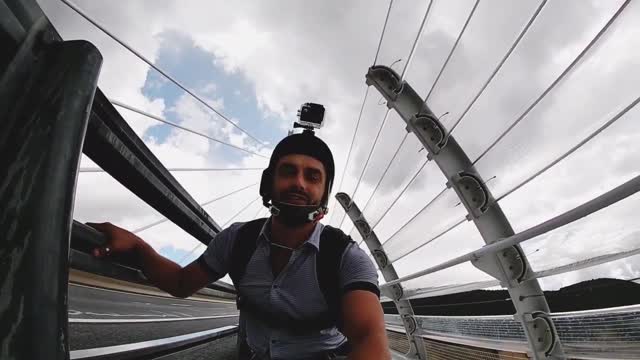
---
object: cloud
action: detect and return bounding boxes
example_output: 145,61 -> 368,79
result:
38,0 -> 640,293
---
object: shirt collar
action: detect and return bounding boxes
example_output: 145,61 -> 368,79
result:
259,217 -> 324,251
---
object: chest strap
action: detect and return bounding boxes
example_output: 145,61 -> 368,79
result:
229,218 -> 353,333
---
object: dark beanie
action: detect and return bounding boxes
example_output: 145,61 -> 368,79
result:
260,132 -> 335,206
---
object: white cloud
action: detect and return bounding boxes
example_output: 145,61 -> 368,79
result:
38,0 -> 640,293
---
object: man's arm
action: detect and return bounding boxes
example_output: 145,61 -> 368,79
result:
88,222 -> 218,298
341,290 -> 390,360
135,241 -> 216,298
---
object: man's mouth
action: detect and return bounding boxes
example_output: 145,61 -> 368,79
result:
282,193 -> 309,204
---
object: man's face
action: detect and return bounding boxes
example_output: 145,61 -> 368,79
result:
272,154 -> 326,206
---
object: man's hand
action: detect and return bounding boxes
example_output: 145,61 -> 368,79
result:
86,222 -> 142,258
85,221 -> 215,298
341,290 -> 390,360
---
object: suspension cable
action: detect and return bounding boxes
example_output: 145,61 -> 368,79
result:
177,196 -> 261,265
338,109 -> 391,228
498,94 -> 640,202
447,0 -> 548,135
353,157 -> 430,245
328,87 -> 370,225
373,0 -> 396,65
380,187 -> 448,247
356,1 -> 632,266
133,182 -> 258,233
361,0 -> 630,265
59,0 -> 270,148
351,1 -> 480,230
379,93 -> 640,264
399,0 -> 435,81
353,0 -> 541,241
337,0 -> 438,229
252,203 -> 266,219
357,133 -> 409,218
111,99 -> 269,159
423,0 -> 480,102
473,0 -> 631,165
390,217 -> 466,265
79,167 -> 263,173
329,0 -> 395,224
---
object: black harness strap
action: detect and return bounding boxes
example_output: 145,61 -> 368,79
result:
229,218 -> 354,333
317,225 -> 354,330
229,218 -> 264,287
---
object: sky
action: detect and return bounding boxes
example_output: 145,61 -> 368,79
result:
38,0 -> 640,292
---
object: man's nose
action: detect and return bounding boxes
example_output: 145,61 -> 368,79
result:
292,172 -> 307,189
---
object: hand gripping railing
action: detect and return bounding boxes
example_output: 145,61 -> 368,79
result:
365,65 -> 567,359
336,193 -> 428,360
70,221 -> 236,295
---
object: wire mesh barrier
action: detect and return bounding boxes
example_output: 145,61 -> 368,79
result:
387,330 -> 529,360
386,305 -> 640,359
387,330 -> 413,355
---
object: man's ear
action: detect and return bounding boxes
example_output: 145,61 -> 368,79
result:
259,168 -> 273,200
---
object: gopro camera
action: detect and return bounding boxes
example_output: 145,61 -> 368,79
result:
294,103 -> 325,134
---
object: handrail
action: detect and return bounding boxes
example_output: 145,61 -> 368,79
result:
383,174 -> 640,288
70,221 -> 236,294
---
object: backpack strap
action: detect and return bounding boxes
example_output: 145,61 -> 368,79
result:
316,225 -> 354,329
231,221 -> 354,333
229,218 -> 266,309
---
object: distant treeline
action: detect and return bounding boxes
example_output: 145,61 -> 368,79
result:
382,278 -> 640,315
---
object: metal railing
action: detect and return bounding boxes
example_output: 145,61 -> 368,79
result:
0,2 -> 238,358
385,304 -> 640,359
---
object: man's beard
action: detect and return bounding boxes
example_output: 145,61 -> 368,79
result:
271,189 -> 322,227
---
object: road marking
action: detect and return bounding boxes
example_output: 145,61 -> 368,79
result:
70,325 -> 238,359
69,282 -> 235,304
69,314 -> 239,323
172,311 -> 192,317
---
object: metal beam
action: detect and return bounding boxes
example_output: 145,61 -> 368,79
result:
366,65 -> 566,359
0,15 -> 102,359
83,89 -> 221,245
336,193 -> 427,359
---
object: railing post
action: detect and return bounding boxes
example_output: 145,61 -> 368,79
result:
336,193 -> 428,360
0,11 -> 102,360
366,65 -> 566,359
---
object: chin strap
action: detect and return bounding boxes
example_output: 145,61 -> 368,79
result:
269,201 -> 327,225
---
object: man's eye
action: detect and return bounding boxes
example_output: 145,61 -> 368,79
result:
279,167 -> 296,176
308,172 -> 321,182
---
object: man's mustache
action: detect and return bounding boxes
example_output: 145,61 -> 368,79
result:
279,189 -> 310,202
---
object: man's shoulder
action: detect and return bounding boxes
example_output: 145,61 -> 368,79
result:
218,218 -> 268,241
320,224 -> 354,243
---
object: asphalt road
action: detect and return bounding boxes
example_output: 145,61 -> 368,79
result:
69,283 -> 237,320
68,284 -> 239,352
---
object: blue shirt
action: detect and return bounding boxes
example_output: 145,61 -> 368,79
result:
200,218 -> 379,359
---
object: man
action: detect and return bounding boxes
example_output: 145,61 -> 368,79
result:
88,132 -> 390,359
